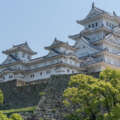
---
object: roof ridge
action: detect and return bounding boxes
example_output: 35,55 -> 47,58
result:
13,42 -> 27,47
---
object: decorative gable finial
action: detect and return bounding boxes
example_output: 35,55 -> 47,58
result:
113,11 -> 117,16
54,37 -> 57,41
92,2 -> 95,8
25,41 -> 27,44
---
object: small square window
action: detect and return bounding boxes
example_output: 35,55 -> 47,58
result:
88,25 -> 91,28
9,75 -> 13,78
40,72 -> 42,75
31,74 -> 35,78
67,69 -> 70,72
96,23 -> 98,26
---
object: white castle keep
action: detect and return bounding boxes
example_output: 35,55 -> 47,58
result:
1,3 -> 120,83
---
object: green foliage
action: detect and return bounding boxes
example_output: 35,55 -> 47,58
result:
39,92 -> 46,96
0,106 -> 36,114
39,118 -> 44,120
0,90 -> 4,105
10,113 -> 23,120
0,112 -> 9,120
0,112 -> 23,120
63,68 -> 120,120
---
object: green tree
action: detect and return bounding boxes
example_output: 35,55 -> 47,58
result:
63,68 -> 120,120
0,112 -> 23,120
0,89 -> 4,105
0,112 -> 9,120
10,113 -> 23,120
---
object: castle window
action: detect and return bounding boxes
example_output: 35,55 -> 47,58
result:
9,75 -> 13,78
67,69 -> 70,73
3,77 -> 5,80
31,74 -> 35,78
96,23 -> 98,27
88,24 -> 91,28
40,72 -> 42,75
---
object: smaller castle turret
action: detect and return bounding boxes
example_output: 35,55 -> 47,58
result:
2,42 -> 36,64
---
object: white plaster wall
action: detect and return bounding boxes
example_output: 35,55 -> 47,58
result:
102,19 -> 118,30
2,56 -> 16,64
2,73 -> 14,81
75,43 -> 97,58
86,31 -> 104,42
16,51 -> 31,62
30,57 -> 80,70
85,19 -> 103,30
24,66 -> 78,82
104,55 -> 120,66
59,47 -> 73,54
102,44 -> 120,54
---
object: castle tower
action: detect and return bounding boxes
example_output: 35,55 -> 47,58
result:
69,3 -> 120,73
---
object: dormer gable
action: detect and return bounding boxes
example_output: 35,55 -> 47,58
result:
2,42 -> 37,62
85,4 -> 105,19
77,3 -> 120,27
45,38 -> 76,57
74,36 -> 98,58
3,42 -> 37,55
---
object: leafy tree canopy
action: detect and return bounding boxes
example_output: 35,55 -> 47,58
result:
0,112 -> 23,120
0,90 -> 4,105
63,68 -> 120,120
10,113 -> 23,120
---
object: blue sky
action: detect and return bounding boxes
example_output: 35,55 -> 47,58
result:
0,0 -> 120,62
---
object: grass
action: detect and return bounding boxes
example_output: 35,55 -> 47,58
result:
0,106 -> 36,114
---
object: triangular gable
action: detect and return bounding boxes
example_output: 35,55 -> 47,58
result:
1,68 -> 14,73
74,37 -> 98,58
16,42 -> 36,54
46,51 -> 59,58
49,38 -> 64,47
104,33 -> 120,45
2,56 -> 17,65
21,43 -> 35,53
85,7 -> 106,19
52,39 -> 62,45
3,42 -> 36,55
113,26 -> 120,34
104,34 -> 113,40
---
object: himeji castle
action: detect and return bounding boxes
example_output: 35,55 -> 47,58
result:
0,3 -> 120,83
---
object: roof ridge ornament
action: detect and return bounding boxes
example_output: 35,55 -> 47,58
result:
113,11 -> 117,16
92,2 -> 95,8
54,37 -> 57,41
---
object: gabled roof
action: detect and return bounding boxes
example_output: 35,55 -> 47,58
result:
1,67 -> 14,73
45,38 -> 76,51
74,36 -> 98,51
112,25 -> 120,36
3,42 -> 37,55
74,36 -> 99,58
77,3 -> 120,25
86,5 -> 106,19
